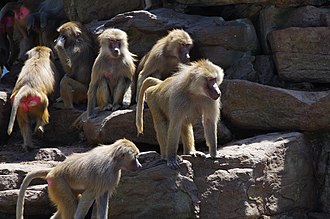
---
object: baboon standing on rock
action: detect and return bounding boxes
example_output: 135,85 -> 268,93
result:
54,21 -> 97,109
16,138 -> 142,219
7,46 -> 55,151
136,59 -> 224,169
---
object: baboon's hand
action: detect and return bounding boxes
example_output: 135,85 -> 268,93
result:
54,35 -> 65,48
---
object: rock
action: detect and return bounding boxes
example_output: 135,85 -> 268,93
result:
80,108 -> 232,146
109,159 -> 199,218
221,79 -> 330,131
34,148 -> 66,162
268,27 -> 330,83
0,91 -> 10,145
185,132 -> 315,218
43,109 -> 83,145
258,6 -> 330,53
63,0 -> 142,23
0,185 -> 52,217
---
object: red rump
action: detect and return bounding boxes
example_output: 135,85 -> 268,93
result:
46,178 -> 53,186
14,6 -> 30,20
11,95 -> 41,112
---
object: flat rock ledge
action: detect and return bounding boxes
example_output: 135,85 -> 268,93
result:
0,132 -> 316,218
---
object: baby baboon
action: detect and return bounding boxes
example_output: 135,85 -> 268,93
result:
7,46 -> 55,151
16,138 -> 141,219
131,29 -> 193,104
87,28 -> 136,118
136,59 -> 224,169
54,21 -> 97,109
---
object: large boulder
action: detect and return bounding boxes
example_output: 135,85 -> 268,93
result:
185,132 -> 315,218
268,27 -> 330,83
221,79 -> 330,131
258,5 -> 330,53
63,0 -> 142,24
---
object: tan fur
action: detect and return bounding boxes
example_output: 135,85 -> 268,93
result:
136,59 -> 224,169
54,21 -> 97,109
87,28 -> 136,118
16,138 -> 141,219
131,29 -> 193,104
7,46 -> 55,151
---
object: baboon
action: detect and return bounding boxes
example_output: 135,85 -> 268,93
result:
131,29 -> 193,104
27,0 -> 66,32
54,21 -> 97,109
136,59 -> 224,169
27,0 -> 67,49
16,139 -> 141,219
0,1 -> 42,61
87,28 -> 136,118
7,46 -> 55,151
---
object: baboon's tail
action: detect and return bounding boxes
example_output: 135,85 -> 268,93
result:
136,77 -> 162,135
7,89 -> 24,135
7,86 -> 41,135
16,169 -> 51,219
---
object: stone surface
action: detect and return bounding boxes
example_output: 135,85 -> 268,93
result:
63,0 -> 142,23
186,132 -> 315,218
268,27 -> 330,83
43,109 -> 83,145
258,6 -> 330,53
221,79 -> 330,131
79,108 -> 232,146
0,90 -> 10,145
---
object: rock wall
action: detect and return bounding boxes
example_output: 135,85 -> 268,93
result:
1,0 -> 330,218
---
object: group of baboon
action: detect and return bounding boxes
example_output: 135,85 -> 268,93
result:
1,1 -> 226,219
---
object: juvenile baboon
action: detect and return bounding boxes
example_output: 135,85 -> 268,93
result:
54,21 -> 97,109
136,59 -> 224,169
87,28 -> 136,118
131,29 -> 193,104
7,46 -> 55,151
16,138 -> 142,219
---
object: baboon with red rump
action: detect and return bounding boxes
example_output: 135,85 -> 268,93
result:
136,59 -> 224,169
7,46 -> 55,151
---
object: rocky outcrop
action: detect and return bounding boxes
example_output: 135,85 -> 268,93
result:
221,79 -> 330,131
0,132 -> 317,218
269,27 -> 330,83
